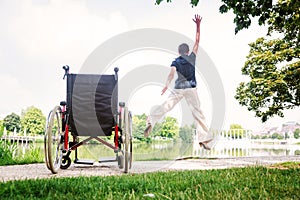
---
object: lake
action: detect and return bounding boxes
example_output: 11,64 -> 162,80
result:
15,138 -> 300,162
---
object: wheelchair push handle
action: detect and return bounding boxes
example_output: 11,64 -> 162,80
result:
63,65 -> 69,79
114,67 -> 119,81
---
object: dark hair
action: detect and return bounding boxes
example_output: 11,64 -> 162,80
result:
178,43 -> 189,55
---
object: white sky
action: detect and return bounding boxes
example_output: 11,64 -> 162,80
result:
0,0 -> 299,132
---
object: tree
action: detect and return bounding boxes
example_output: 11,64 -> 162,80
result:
219,0 -> 299,40
151,121 -> 163,138
132,114 -> 179,139
3,113 -> 21,132
156,0 -> 300,122
21,106 -> 46,135
155,0 -> 201,7
271,132 -> 284,139
179,124 -> 195,143
294,128 -> 300,139
221,0 -> 300,122
0,120 -> 3,136
132,113 -> 154,142
227,124 -> 245,139
235,36 -> 299,122
159,116 -> 179,138
156,0 -> 299,41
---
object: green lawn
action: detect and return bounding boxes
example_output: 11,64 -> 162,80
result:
1,165 -> 299,199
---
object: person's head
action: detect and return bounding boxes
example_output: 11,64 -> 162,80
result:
178,43 -> 189,55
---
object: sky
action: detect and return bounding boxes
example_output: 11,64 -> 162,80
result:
0,0 -> 299,132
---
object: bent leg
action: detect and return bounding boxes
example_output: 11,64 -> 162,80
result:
184,88 -> 212,142
150,90 -> 183,126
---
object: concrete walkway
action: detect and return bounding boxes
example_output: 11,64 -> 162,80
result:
169,155 -> 300,170
1,156 -> 299,182
131,155 -> 300,172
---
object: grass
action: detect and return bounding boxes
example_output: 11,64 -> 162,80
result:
13,145 -> 44,165
0,141 -> 44,166
0,166 -> 299,199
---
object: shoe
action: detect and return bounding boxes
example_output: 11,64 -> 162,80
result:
199,139 -> 213,150
144,123 -> 152,138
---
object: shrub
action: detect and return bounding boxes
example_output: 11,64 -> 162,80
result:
0,140 -> 16,165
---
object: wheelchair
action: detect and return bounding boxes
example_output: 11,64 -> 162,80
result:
44,66 -> 132,174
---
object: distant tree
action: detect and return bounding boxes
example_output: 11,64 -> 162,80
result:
0,120 -> 3,136
271,132 -> 284,139
251,135 -> 260,139
261,135 -> 268,139
179,124 -> 195,143
132,114 -> 147,141
227,124 -> 244,139
21,106 -> 46,135
3,113 -> 21,132
294,128 -> 300,139
284,132 -> 290,139
132,114 -> 179,139
152,122 -> 162,138
159,116 -> 179,139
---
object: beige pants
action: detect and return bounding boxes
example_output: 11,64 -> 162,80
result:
149,88 -> 212,142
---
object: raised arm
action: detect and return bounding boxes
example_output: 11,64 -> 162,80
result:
192,14 -> 202,55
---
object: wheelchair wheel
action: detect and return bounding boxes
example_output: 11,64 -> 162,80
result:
45,106 -> 63,174
117,154 -> 124,169
60,155 -> 71,169
124,107 -> 132,173
44,111 -> 52,170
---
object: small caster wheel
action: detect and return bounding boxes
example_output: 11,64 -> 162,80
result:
60,156 -> 71,169
118,155 -> 124,169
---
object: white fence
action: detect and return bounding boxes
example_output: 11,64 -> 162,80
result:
192,129 -> 300,158
1,136 -> 36,144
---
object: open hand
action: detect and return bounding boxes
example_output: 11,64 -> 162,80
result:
193,14 -> 202,27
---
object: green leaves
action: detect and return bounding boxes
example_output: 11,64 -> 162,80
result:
132,114 -> 147,140
268,0 -> 300,43
236,36 -> 300,122
21,106 -> 46,135
220,0 -> 300,43
179,124 -> 195,143
159,116 -> 179,138
3,113 -> 21,132
155,0 -> 173,5
155,0 -> 199,7
220,0 -> 273,34
132,114 -> 179,140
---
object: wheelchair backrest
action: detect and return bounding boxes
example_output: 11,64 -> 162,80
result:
67,73 -> 118,136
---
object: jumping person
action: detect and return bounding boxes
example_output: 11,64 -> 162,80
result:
144,14 -> 214,150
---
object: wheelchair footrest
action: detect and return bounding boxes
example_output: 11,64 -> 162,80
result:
74,159 -> 94,165
99,157 -> 117,163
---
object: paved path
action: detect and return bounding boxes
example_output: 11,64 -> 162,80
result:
1,156 -> 299,182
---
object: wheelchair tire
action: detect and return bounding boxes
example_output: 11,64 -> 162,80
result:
124,107 -> 133,173
45,106 -> 63,174
118,154 -> 124,169
60,156 -> 71,170
44,113 -> 51,170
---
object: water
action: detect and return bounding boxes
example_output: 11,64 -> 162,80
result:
15,138 -> 300,161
